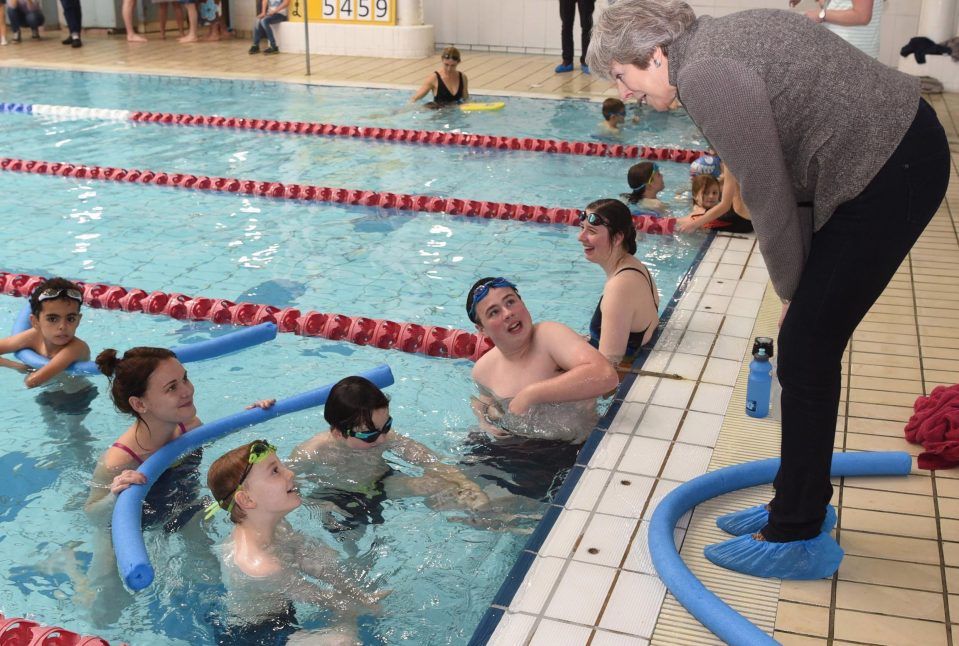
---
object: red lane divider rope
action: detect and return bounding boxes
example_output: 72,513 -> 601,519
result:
0,612 -> 124,646
0,157 -> 676,235
127,109 -> 705,162
0,272 -> 494,362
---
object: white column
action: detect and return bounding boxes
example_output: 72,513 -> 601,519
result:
919,0 -> 957,43
396,0 -> 424,26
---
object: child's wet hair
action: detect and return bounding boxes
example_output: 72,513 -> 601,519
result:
96,347 -> 178,419
325,376 -> 390,437
602,97 -> 626,120
585,198 -> 638,255
691,174 -> 721,206
207,442 -> 259,523
29,277 -> 83,316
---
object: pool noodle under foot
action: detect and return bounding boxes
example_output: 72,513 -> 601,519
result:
112,363 -> 394,591
648,451 -> 912,646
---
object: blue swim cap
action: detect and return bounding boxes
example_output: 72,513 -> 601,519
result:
690,154 -> 721,178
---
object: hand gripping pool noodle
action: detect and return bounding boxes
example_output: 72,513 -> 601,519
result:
647,451 -> 912,646
11,301 -> 278,374
112,364 -> 395,591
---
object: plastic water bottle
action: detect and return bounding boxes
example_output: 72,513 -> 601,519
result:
746,348 -> 772,418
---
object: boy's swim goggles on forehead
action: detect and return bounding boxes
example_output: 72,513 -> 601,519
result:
468,277 -> 517,321
348,416 -> 393,443
38,287 -> 83,303
203,440 -> 277,520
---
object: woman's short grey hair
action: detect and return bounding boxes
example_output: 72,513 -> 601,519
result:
586,0 -> 697,80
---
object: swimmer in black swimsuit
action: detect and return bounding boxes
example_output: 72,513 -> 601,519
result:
577,199 -> 661,368
409,46 -> 471,108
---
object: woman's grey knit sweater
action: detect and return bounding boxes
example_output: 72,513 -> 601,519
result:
668,9 -> 919,299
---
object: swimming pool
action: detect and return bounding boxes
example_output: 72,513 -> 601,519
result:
0,69 -> 708,645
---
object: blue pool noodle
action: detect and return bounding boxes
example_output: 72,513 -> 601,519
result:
648,451 -> 912,646
112,363 -> 395,591
11,301 -> 278,374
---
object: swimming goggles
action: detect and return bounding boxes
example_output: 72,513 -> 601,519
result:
578,211 -> 609,227
347,416 -> 393,444
631,163 -> 660,195
37,287 -> 83,303
467,277 -> 517,322
203,440 -> 277,519
442,54 -> 460,61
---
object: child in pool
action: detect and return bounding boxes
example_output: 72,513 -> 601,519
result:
290,376 -> 488,517
0,277 -> 90,388
599,98 -> 627,135
677,166 -> 754,234
624,161 -> 668,215
207,440 -> 387,645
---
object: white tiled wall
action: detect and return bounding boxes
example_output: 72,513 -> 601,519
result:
423,0 -> 923,69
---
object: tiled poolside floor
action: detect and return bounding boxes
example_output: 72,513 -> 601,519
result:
3,34 -> 957,646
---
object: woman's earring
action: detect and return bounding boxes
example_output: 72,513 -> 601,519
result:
653,59 -> 661,68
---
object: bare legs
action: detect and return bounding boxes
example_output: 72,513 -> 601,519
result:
177,2 -> 198,42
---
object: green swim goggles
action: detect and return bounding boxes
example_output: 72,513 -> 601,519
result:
204,440 -> 277,520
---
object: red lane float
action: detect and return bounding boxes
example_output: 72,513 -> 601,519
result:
0,157 -> 675,235
0,272 -> 495,362
0,612 -> 124,646
126,109 -> 704,162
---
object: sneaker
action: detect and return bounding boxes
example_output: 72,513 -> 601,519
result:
554,62 -> 574,73
263,45 -> 279,54
0,37 -> 7,46
248,45 -> 260,54
581,63 -> 590,75
12,30 -> 22,44
71,36 -> 82,48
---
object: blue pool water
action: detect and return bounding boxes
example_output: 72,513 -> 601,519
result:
0,68 -> 708,645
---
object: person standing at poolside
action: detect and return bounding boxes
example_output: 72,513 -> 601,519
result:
58,0 -> 82,46
556,0 -> 595,74
466,277 -> 618,445
587,0 -> 948,580
790,0 -> 884,59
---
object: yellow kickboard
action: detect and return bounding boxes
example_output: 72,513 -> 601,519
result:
460,102 -> 505,112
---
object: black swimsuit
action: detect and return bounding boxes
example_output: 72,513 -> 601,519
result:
589,266 -> 659,358
433,71 -> 464,104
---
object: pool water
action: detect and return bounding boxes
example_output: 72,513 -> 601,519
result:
0,69 -> 708,645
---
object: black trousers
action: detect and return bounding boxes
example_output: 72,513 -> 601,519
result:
559,0 -> 594,65
59,0 -> 82,34
765,98 -> 949,541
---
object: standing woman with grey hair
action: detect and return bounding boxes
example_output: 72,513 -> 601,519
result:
587,0 -> 948,580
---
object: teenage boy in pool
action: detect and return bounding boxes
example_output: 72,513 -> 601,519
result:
0,277 -> 90,388
467,277 -> 618,445
599,98 -> 628,135
289,376 -> 489,533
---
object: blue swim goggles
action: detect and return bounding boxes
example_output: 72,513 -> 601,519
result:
348,416 -> 393,443
467,277 -> 517,322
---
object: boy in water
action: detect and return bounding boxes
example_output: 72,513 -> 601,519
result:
0,277 -> 90,388
599,98 -> 627,134
290,376 -> 488,532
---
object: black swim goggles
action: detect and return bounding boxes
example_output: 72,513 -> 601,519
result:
37,287 -> 83,303
347,416 -> 393,443
578,211 -> 609,227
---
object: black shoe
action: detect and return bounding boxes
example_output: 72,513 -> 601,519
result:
31,29 -> 40,40
12,30 -> 21,44
71,37 -> 82,48
263,45 -> 278,54
62,35 -> 74,45
248,45 -> 260,54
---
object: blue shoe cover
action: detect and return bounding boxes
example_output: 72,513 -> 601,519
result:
716,504 -> 837,536
581,64 -> 591,75
704,532 -> 844,580
555,62 -> 574,73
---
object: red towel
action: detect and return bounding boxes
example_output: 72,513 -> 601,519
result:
904,384 -> 959,470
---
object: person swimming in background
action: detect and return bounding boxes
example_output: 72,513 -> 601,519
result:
409,46 -> 470,109
0,277 -> 90,388
624,161 -> 668,215
289,376 -> 488,537
676,162 -> 753,234
466,277 -> 618,445
207,440 -> 388,646
599,97 -> 627,135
